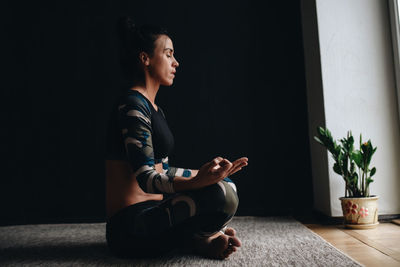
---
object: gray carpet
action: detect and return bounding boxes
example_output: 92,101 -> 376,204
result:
0,216 -> 363,266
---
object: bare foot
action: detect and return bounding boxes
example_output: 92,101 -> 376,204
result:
193,227 -> 241,259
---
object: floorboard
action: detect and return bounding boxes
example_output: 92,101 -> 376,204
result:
304,223 -> 400,267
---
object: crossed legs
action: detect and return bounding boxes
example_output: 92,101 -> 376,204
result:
106,178 -> 240,259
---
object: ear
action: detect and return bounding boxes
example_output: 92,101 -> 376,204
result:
139,52 -> 150,66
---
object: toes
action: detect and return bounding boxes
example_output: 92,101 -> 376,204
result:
228,236 -> 242,247
224,227 -> 236,236
211,234 -> 230,259
222,245 -> 235,258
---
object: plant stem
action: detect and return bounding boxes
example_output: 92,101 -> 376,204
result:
358,167 -> 361,196
362,158 -> 366,196
362,171 -> 364,196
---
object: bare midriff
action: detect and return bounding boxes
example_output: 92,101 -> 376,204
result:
105,160 -> 164,220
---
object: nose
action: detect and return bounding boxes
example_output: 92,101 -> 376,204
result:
173,57 -> 179,68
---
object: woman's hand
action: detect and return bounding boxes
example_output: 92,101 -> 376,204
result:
226,157 -> 248,176
190,156 -> 248,189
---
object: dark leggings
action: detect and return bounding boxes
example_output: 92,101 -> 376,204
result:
105,178 -> 239,258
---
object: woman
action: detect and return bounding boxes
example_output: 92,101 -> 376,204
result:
105,17 -> 248,260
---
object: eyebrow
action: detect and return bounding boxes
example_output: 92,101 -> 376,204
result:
164,48 -> 174,53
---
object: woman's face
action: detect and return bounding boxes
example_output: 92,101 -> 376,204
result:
147,35 -> 179,86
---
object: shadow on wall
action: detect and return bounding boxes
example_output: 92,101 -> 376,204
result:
0,0 -> 312,224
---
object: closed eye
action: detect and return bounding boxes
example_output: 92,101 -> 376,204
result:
164,48 -> 174,58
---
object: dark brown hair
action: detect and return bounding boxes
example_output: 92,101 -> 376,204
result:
117,16 -> 170,85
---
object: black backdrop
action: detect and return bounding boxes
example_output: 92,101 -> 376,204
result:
1,0 -> 313,225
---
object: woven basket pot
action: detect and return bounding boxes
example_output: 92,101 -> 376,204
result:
339,196 -> 379,229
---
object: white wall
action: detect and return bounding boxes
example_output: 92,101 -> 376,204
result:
302,0 -> 400,216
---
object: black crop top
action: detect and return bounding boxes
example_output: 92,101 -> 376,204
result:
105,89 -> 192,193
141,93 -> 175,160
105,89 -> 174,162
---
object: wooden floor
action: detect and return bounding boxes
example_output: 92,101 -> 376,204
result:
304,221 -> 400,267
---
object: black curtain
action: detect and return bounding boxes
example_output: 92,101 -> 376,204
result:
1,0 -> 313,225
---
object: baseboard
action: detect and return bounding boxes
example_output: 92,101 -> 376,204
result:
379,214 -> 400,222
305,210 -> 400,225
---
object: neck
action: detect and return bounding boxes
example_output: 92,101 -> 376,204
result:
131,72 -> 160,105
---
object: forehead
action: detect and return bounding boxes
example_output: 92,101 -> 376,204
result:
155,35 -> 174,52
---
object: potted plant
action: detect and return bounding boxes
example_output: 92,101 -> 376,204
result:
314,127 -> 379,229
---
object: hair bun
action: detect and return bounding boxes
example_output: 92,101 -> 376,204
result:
116,16 -> 137,36
125,17 -> 136,32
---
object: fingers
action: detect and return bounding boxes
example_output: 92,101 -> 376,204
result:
208,157 -> 223,169
209,156 -> 248,178
217,159 -> 233,174
234,157 -> 249,166
226,157 -> 248,176
219,158 -> 232,168
228,160 -> 248,176
210,159 -> 233,180
230,158 -> 248,169
232,159 -> 248,168
210,158 -> 231,176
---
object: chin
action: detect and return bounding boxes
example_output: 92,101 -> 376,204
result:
162,80 -> 174,86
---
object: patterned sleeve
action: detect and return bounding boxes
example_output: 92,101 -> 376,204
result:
118,93 -> 175,194
160,157 -> 192,178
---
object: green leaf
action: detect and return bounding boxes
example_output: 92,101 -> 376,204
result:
348,134 -> 354,146
333,163 -> 342,175
318,126 -> 325,135
351,150 -> 362,168
337,152 -> 343,162
370,167 -> 376,177
349,174 -> 358,186
346,173 -> 358,186
314,136 -> 324,146
350,161 -> 356,174
361,141 -> 368,154
314,127 -> 339,155
334,145 -> 341,157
